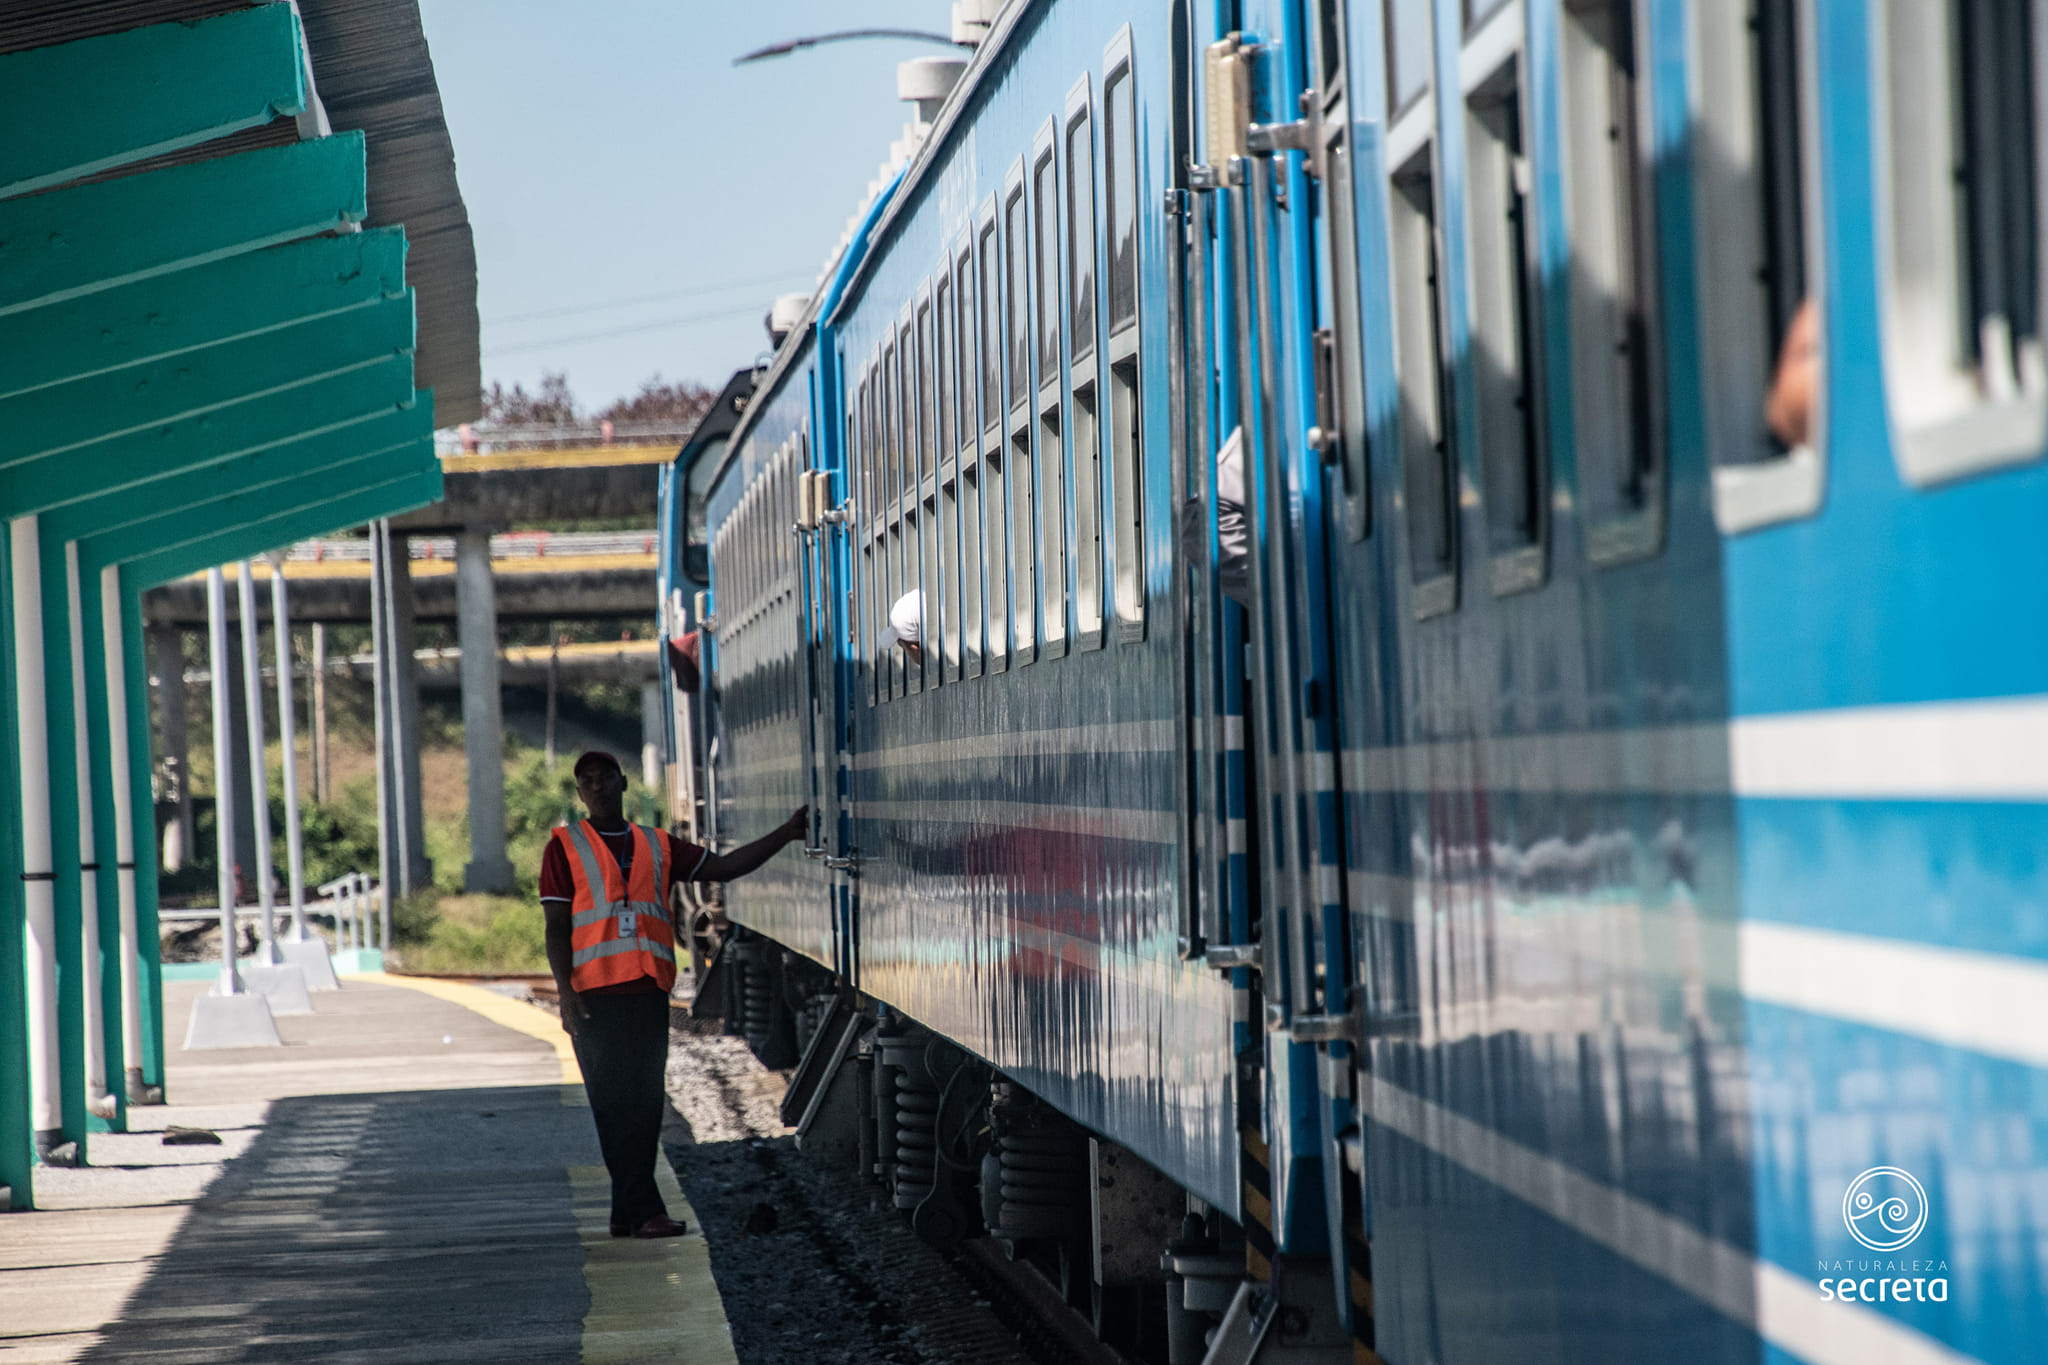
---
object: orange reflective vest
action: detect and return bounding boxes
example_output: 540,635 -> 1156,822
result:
554,820 -> 677,993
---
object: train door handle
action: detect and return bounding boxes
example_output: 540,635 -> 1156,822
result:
1278,1012 -> 1357,1045
1203,943 -> 1261,972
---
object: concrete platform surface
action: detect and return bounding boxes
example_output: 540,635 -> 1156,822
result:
0,975 -> 735,1364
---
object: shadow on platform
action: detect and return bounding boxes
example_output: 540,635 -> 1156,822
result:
79,1084 -> 593,1364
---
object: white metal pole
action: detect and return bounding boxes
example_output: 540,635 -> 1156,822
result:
63,544 -> 113,1118
205,567 -> 243,997
100,565 -> 144,1097
269,555 -> 307,940
12,517 -> 63,1146
236,564 -> 280,964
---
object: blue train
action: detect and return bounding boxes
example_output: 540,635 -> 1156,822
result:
654,2 -> 2048,1361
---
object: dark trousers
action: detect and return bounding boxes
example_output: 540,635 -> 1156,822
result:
568,991 -> 671,1226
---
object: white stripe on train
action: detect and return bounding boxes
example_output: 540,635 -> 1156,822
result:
1362,1073 -> 1983,1365
836,694 -> 2048,800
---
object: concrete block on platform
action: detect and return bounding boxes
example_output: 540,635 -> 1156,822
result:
184,991 -> 281,1049
332,947 -> 384,974
240,964 -> 313,1015
277,935 -> 340,990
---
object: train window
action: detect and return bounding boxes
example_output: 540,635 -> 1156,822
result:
1560,0 -> 1663,564
1385,0 -> 1432,117
1066,81 -> 1106,645
1005,171 -> 1039,663
882,338 -> 903,700
1312,0 -> 1371,541
1876,0 -> 2046,485
1465,46 -> 1545,592
1383,11 -> 1453,613
1034,128 -> 1069,656
1390,147 -> 1457,616
1035,144 -> 1062,380
936,277 -> 955,454
1692,0 -> 1822,531
858,369 -> 876,704
936,272 -> 962,682
1105,39 -> 1145,636
845,391 -> 857,658
955,238 -> 985,678
899,314 -> 925,694
978,207 -> 1011,672
916,295 -> 943,688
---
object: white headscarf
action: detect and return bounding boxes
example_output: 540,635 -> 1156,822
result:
881,590 -> 924,651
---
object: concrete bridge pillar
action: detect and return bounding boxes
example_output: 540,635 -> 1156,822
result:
222,622 -> 255,903
640,680 -> 661,790
150,625 -> 194,872
382,532 -> 431,893
455,528 -> 512,893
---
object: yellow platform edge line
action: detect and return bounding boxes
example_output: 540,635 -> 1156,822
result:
571,1164 -> 735,1365
353,972 -> 735,1362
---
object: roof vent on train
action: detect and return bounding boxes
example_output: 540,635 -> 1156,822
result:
898,54 -> 969,125
951,0 -> 1004,46
766,293 -> 812,348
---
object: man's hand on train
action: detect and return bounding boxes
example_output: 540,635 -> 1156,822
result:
780,807 -> 810,845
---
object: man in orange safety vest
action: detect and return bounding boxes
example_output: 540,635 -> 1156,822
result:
541,750 -> 806,1238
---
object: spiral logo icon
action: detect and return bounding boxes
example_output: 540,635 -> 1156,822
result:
1842,1166 -> 1929,1252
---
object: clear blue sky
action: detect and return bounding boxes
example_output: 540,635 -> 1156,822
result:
419,0 -> 956,415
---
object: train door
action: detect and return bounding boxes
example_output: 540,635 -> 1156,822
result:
1202,0 -> 1374,1346
794,421 -> 855,981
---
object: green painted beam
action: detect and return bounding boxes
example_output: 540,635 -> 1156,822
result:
122,467 -> 445,590
79,442 -> 435,569
0,354 -> 418,520
0,228 -> 407,402
0,133 -> 367,317
0,290 -> 414,471
0,7 -> 306,199
43,402 -> 433,546
0,521 -> 31,1207
116,585 -> 163,1095
81,444 -> 437,574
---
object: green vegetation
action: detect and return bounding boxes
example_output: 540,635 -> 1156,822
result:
160,629 -> 664,975
281,738 -> 661,975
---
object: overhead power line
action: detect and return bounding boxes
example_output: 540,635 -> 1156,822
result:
481,300 -> 769,359
735,27 -> 964,64
486,269 -> 811,328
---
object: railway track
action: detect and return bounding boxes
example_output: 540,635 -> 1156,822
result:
660,1014 -> 1134,1365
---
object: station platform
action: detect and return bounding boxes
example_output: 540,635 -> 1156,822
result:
0,975 -> 735,1364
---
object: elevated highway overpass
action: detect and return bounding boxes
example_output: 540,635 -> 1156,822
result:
146,444 -> 683,911
142,530 -> 658,624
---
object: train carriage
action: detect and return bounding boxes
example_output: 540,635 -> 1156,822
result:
658,2 -> 2048,1362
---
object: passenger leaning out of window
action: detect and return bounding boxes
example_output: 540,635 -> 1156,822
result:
1767,298 -> 1818,449
1177,425 -> 1249,607
881,590 -> 924,664
540,750 -> 805,1239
